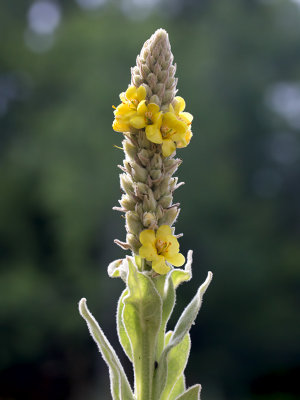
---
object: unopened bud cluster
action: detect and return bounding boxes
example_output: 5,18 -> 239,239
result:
131,28 -> 178,111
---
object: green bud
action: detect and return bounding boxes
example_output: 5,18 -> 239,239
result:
169,177 -> 178,192
143,188 -> 157,212
119,194 -> 135,211
159,176 -> 170,195
120,174 -> 134,194
147,72 -> 158,88
149,95 -> 161,106
156,204 -> 164,220
150,153 -> 163,170
123,139 -> 137,160
135,203 -> 144,219
137,149 -> 150,166
164,158 -> 181,175
126,211 -> 143,235
124,160 -> 132,174
158,206 -> 179,226
136,182 -> 149,196
132,162 -> 148,183
158,194 -> 173,208
142,212 -> 157,228
126,233 -> 141,254
150,169 -> 162,180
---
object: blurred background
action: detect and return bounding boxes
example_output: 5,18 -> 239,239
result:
0,0 -> 299,399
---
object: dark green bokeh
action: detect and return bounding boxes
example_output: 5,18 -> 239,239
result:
0,0 -> 299,399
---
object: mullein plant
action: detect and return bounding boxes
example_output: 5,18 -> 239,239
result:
79,29 -> 213,400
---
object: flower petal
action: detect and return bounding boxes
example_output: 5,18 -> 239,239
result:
148,103 -> 160,114
165,252 -> 185,267
156,225 -> 172,239
180,111 -> 193,123
139,243 -> 157,261
164,236 -> 179,256
137,100 -> 147,115
173,96 -> 186,114
137,85 -> 147,101
112,120 -> 130,132
152,256 -> 170,275
146,125 -> 163,144
139,229 -> 156,246
162,139 -> 176,157
125,86 -> 137,100
130,116 -> 146,129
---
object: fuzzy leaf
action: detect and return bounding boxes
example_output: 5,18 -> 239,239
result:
170,374 -> 186,400
170,250 -> 193,288
175,384 -> 201,400
160,331 -> 191,400
154,273 -> 176,360
153,272 -> 212,400
117,289 -> 133,361
79,298 -> 134,400
123,259 -> 162,399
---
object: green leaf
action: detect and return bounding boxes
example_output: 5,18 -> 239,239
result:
160,331 -> 191,400
79,298 -> 134,400
107,258 -> 128,282
170,250 -> 193,288
153,272 -> 212,400
175,384 -> 201,400
170,374 -> 186,400
123,259 -> 162,400
154,273 -> 176,360
117,289 -> 133,361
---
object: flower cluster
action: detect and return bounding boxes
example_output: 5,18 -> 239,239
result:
113,85 -> 193,157
138,225 -> 185,275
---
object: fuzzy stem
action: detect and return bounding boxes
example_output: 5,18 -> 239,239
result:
134,328 -> 155,400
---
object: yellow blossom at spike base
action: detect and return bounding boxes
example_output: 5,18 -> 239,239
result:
139,225 -> 185,274
112,85 -> 146,132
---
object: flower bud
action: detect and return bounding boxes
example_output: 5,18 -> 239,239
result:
149,95 -> 161,106
123,140 -> 137,160
143,189 -> 157,212
119,194 -> 135,211
150,153 -> 162,169
158,194 -> 172,208
164,158 -> 181,175
169,177 -> 178,192
123,160 -> 132,174
126,211 -> 143,235
127,233 -> 141,254
156,204 -> 164,220
120,174 -> 133,194
159,177 -> 170,195
150,169 -> 162,181
142,212 -> 157,228
147,73 -> 158,88
138,149 -> 150,166
158,206 -> 179,226
135,182 -> 149,196
131,162 -> 148,183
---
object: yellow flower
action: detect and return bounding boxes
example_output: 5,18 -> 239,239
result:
139,225 -> 185,275
130,101 -> 164,145
171,96 -> 193,148
112,85 -> 146,133
160,112 -> 188,157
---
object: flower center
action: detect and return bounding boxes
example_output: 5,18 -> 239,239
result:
161,125 -> 173,139
156,239 -> 171,254
145,111 -> 153,124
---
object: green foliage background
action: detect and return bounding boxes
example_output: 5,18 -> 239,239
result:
0,0 -> 299,399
